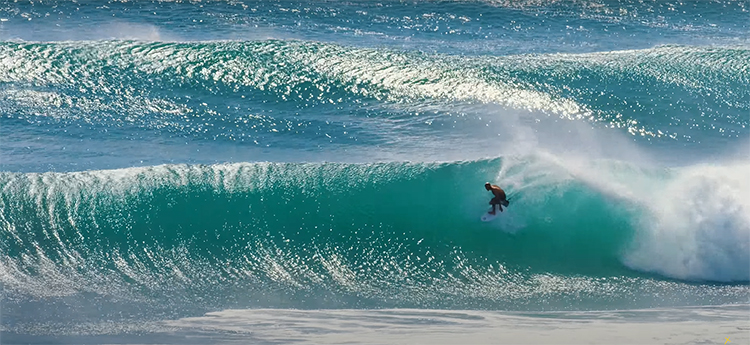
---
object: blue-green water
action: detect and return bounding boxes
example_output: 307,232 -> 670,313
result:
1,0 -> 748,340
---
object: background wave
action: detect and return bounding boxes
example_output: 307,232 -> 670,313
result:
2,41 -> 747,143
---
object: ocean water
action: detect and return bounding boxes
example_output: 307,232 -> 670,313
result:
1,0 -> 749,344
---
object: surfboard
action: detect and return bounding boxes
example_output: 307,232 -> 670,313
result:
481,207 -> 500,222
481,198 -> 510,222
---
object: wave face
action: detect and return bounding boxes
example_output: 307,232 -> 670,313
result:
1,158 -> 748,315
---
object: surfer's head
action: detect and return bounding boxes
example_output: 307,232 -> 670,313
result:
485,182 -> 491,190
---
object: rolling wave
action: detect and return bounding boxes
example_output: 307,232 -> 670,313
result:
1,156 -> 747,310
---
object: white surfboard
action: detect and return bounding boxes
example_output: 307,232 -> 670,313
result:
481,207 -> 500,222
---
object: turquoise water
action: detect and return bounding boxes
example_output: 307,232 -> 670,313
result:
1,0 -> 748,339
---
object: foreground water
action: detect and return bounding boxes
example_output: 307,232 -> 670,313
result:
1,1 -> 748,344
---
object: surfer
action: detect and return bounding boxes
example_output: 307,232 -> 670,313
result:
485,182 -> 509,215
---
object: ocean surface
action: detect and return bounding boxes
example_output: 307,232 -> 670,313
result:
1,0 -> 749,344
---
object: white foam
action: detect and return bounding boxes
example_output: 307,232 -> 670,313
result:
160,306 -> 750,345
624,163 -> 750,282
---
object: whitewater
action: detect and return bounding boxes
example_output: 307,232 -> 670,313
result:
1,1 -> 748,344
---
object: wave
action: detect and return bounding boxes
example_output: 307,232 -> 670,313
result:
1,41 -> 747,144
1,156 -> 747,310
